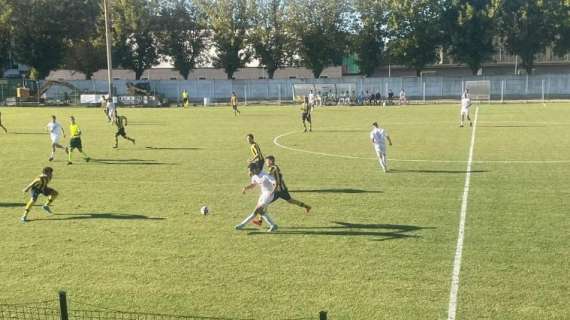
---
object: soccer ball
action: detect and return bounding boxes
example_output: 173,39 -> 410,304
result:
200,206 -> 209,215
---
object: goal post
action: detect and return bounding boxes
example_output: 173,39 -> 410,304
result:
464,80 -> 491,102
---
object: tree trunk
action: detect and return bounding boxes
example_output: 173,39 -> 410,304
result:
267,67 -> 276,80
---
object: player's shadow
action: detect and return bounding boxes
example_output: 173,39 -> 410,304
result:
145,146 -> 202,151
478,124 -> 546,128
36,213 -> 165,221
248,221 -> 433,241
289,188 -> 383,194
90,158 -> 175,165
12,132 -> 46,135
389,169 -> 488,174
0,202 -> 25,208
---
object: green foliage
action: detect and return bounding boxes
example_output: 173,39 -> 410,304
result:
199,0 -> 251,79
248,0 -> 292,79
386,0 -> 443,76
112,0 -> 161,80
0,0 -> 12,76
496,0 -> 559,74
352,0 -> 387,77
442,0 -> 498,75
156,0 -> 209,80
552,0 -> 570,56
288,0 -> 350,78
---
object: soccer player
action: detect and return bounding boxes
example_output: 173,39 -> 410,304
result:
67,116 -> 90,165
235,163 -> 278,232
460,93 -> 473,128
113,112 -> 136,148
267,155 -> 311,212
399,88 -> 407,105
308,89 -> 315,111
46,115 -> 67,161
370,122 -> 393,172
246,133 -> 264,171
21,167 -> 57,223
0,111 -> 7,133
105,98 -> 117,122
182,89 -> 189,108
230,91 -> 240,116
301,96 -> 312,132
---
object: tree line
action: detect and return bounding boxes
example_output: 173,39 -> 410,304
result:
0,0 -> 568,80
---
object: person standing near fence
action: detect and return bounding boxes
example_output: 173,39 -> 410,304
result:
230,92 -> 240,116
370,122 -> 393,172
182,90 -> 189,108
308,90 -> 316,111
0,112 -> 7,133
459,93 -> 473,128
399,89 -> 407,105
301,96 -> 312,132
46,115 -> 67,162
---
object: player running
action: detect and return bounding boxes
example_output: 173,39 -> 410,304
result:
105,98 -> 117,122
308,89 -> 315,111
460,91 -> 472,127
246,134 -> 264,171
113,112 -> 136,148
0,111 -> 7,133
235,163 -> 278,232
370,122 -> 393,172
230,91 -> 240,116
67,116 -> 90,165
21,167 -> 58,223
301,96 -> 312,132
46,115 -> 68,161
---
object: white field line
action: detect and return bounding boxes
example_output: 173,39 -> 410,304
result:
447,106 -> 479,320
272,131 -> 570,164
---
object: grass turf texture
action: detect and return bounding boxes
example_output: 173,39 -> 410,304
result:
0,104 -> 568,319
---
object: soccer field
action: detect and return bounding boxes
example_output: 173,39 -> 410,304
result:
0,104 -> 568,320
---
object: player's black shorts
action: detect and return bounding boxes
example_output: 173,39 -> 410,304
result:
183,98 -> 188,104
31,187 -> 56,201
256,160 -> 264,171
271,189 -> 292,203
116,127 -> 126,137
232,104 -> 238,110
69,137 -> 82,150
302,112 -> 311,122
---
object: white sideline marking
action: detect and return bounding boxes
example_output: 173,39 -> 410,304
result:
447,106 -> 479,320
273,131 -> 570,164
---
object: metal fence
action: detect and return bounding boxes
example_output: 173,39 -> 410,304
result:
0,292 -> 327,320
1,74 -> 570,105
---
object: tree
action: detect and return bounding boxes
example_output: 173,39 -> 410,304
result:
441,0 -> 497,75
386,0 -> 443,76
199,0 -> 251,79
248,0 -> 292,79
113,0 -> 161,80
10,0 -> 70,79
352,0 -> 387,77
0,0 -> 13,76
497,0 -> 559,74
288,0 -> 350,78
156,0 -> 209,80
552,0 -> 570,57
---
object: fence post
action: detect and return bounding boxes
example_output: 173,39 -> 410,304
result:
541,79 -> 545,103
501,80 -> 504,103
58,291 -> 69,320
422,81 -> 426,104
319,311 -> 327,320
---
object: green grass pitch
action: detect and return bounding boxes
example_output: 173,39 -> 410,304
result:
0,103 -> 568,319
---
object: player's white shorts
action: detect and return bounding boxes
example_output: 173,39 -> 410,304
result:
374,145 -> 386,158
108,109 -> 116,119
50,134 -> 61,144
257,192 -> 274,209
461,108 -> 470,116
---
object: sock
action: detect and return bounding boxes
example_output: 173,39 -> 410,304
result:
68,151 -> 72,162
45,195 -> 56,206
238,212 -> 257,227
382,157 -> 388,171
260,213 -> 276,228
288,199 -> 307,208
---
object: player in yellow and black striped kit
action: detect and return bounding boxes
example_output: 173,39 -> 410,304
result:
21,167 -> 58,223
246,134 -> 264,171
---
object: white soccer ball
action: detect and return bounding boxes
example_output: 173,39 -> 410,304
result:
200,206 -> 209,215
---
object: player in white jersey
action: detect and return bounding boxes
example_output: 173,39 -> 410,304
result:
235,163 -> 278,232
370,122 -> 393,172
105,98 -> 117,122
46,115 -> 67,161
308,90 -> 315,111
460,94 -> 472,127
399,89 -> 407,105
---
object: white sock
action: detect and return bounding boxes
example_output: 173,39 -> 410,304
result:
382,157 -> 388,172
261,213 -> 276,228
238,212 -> 257,227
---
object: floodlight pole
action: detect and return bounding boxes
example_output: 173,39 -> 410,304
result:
103,0 -> 114,100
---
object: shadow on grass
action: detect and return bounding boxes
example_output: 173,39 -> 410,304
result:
390,169 -> 488,174
34,212 -> 165,221
0,202 -> 25,208
289,188 -> 383,194
478,125 -> 546,128
248,221 -> 433,241
145,146 -> 202,151
12,132 -> 46,135
90,158 -> 175,166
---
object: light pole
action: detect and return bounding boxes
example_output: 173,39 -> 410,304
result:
103,0 -> 114,100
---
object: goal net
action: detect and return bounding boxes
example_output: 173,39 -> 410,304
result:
292,83 -> 355,102
464,80 -> 491,101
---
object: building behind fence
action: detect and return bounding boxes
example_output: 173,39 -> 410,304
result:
0,291 -> 328,320
1,74 -> 570,105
